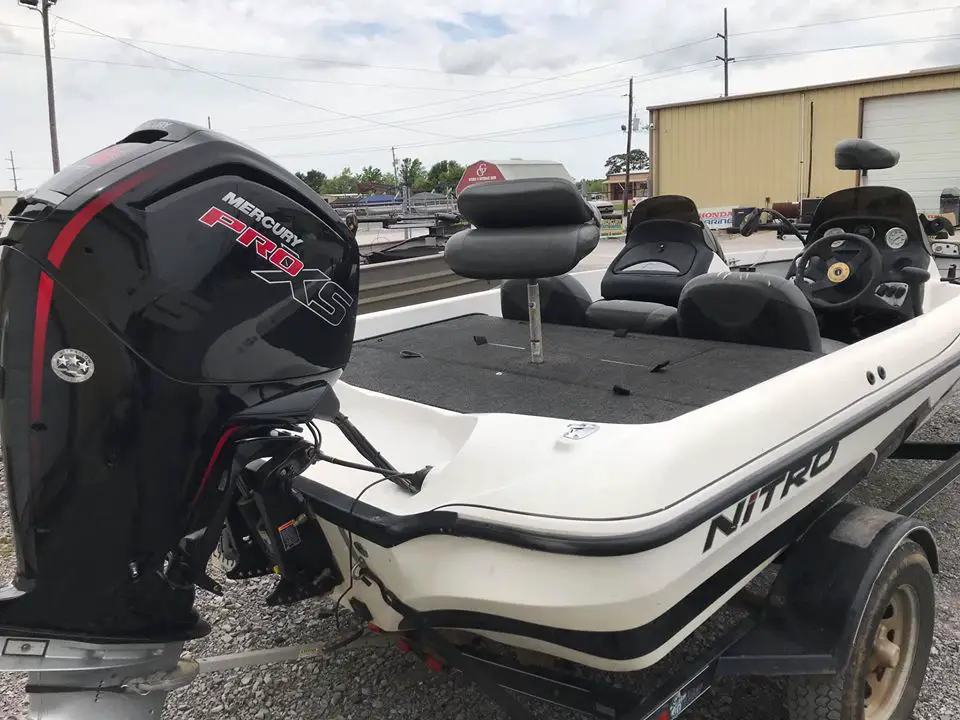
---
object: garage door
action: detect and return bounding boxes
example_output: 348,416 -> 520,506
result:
860,89 -> 960,214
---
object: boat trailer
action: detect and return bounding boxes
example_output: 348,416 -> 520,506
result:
3,439 -> 959,720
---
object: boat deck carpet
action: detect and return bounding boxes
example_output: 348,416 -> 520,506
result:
342,314 -> 819,424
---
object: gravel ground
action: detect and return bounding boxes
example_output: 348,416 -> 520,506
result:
1,398 -> 960,720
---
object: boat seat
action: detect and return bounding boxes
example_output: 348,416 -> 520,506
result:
445,177 -> 600,282
676,271 -> 846,354
584,299 -> 678,336
501,275 -> 592,326
600,218 -> 717,307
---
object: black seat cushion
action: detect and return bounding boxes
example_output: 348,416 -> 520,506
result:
501,275 -> 592,326
600,219 -> 716,306
445,178 -> 600,280
585,300 -> 677,336
677,272 -> 823,352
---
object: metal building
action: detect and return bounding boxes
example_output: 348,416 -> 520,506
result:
647,65 -> 960,215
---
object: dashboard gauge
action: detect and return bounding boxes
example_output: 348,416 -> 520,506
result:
823,226 -> 845,248
885,227 -> 908,249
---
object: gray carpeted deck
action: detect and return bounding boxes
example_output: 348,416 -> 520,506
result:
343,314 -> 819,423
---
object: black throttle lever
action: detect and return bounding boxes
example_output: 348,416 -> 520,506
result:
898,265 -> 931,284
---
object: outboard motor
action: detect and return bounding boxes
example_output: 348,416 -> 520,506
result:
0,119 -> 359,642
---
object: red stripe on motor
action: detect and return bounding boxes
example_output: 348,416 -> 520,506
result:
47,170 -> 154,268
190,426 -> 242,506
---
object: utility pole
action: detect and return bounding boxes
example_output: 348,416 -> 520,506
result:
8,152 -> 20,191
19,0 -> 60,173
716,7 -> 735,97
207,116 -> 212,129
622,76 -> 634,220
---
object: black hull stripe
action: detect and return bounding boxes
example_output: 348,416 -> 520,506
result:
298,368 -> 957,557
397,454 -> 877,661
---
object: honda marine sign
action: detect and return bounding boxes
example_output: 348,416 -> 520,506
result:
455,161 -> 505,195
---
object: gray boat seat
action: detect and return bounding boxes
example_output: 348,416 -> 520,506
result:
445,177 -> 600,281
584,299 -> 678,336
676,271 -> 847,354
500,275 -> 592,326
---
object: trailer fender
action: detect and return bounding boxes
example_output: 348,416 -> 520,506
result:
718,500 -> 938,677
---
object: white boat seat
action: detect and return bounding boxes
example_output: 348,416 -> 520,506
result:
584,299 -> 678,336
677,271 -> 845,354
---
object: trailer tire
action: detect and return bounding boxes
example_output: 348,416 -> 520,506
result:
786,540 -> 934,720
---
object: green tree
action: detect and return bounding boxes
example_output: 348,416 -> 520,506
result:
426,160 -> 465,194
357,165 -> 387,185
296,169 -> 328,193
324,167 -> 358,194
398,157 -> 426,190
586,178 -> 606,194
603,149 -> 649,175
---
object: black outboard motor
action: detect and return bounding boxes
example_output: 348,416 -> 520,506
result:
0,119 -> 359,641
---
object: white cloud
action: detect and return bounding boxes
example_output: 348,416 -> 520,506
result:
0,0 -> 955,188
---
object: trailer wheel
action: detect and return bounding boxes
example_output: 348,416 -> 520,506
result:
786,540 -> 934,720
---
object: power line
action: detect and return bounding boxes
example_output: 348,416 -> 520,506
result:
50,14 -> 717,140
50,15 -> 701,144
247,61 -> 716,142
0,20 -> 552,80
249,79 -> 630,141
232,35 -> 718,132
5,3 -> 953,80
0,49 -> 625,99
271,129 -> 624,162
736,32 -> 960,64
731,4 -> 960,38
268,114 -> 626,158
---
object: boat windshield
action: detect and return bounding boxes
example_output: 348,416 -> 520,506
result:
809,186 -> 921,234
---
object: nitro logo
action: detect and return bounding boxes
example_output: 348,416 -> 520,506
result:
702,441 -> 839,553
197,205 -> 354,327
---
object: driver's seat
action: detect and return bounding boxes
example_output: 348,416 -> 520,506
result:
676,272 -> 846,354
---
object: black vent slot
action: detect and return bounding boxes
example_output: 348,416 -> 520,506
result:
119,129 -> 169,144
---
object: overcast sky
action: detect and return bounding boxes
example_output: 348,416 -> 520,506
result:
0,0 -> 957,189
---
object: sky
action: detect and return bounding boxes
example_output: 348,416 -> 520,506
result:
0,0 -> 958,190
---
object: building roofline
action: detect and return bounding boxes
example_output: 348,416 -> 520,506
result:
646,64 -> 960,112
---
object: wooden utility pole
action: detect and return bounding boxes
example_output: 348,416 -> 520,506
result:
7,151 -> 19,191
716,7 -> 735,97
19,0 -> 60,172
622,76 -> 634,220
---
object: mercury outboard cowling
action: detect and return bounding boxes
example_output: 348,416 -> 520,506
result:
0,119 -> 359,641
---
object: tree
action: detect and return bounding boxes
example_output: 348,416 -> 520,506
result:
398,157 -> 426,190
585,178 -> 606,194
357,165 -> 388,185
603,149 -> 650,175
324,167 -> 358,194
426,160 -> 465,194
296,169 -> 328,194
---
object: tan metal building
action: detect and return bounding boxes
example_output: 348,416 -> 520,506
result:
647,65 -> 960,214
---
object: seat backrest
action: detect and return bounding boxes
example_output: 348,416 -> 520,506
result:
600,218 -> 718,306
445,178 -> 600,280
676,272 -> 822,353
500,275 -> 592,326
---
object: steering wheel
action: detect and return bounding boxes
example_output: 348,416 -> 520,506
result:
791,232 -> 883,310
